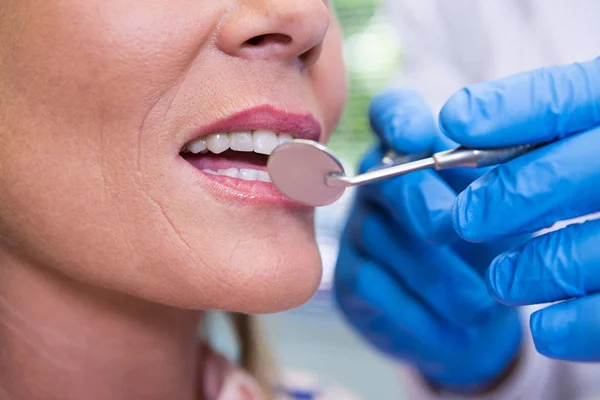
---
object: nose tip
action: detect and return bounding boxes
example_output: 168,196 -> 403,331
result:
216,1 -> 331,67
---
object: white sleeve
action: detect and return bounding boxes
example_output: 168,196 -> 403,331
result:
399,306 -> 600,400
383,0 -> 490,113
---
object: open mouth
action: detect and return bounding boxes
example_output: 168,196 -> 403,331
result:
180,130 -> 293,182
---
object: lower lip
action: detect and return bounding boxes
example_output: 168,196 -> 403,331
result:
179,155 -> 311,208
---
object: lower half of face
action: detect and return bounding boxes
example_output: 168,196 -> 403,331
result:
0,0 -> 347,313
0,151 -> 323,313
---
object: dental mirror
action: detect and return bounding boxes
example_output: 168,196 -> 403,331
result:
268,139 -> 426,207
268,139 -> 544,207
267,139 -> 346,207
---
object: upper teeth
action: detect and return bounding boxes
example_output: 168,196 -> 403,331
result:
183,131 -> 293,155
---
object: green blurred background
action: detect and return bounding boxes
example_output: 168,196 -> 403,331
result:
330,0 -> 402,164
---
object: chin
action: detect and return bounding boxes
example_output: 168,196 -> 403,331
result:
226,243 -> 324,315
104,208 -> 324,315
196,213 -> 324,314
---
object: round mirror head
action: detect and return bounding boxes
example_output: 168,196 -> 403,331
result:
267,139 -> 346,207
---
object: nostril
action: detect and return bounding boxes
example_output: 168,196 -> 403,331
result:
239,32 -> 321,67
243,33 -> 292,48
299,45 -> 319,63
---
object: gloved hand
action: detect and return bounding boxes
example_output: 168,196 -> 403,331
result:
441,57 -> 600,361
334,89 -> 523,392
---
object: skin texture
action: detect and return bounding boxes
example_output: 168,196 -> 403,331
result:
0,0 -> 346,312
0,1 -> 347,398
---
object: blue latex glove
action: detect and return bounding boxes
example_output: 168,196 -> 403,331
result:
441,57 -> 600,362
334,89 -> 523,392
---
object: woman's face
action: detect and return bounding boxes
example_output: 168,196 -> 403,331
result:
0,0 -> 347,312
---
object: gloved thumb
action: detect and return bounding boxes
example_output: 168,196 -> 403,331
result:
369,88 -> 439,154
439,57 -> 600,148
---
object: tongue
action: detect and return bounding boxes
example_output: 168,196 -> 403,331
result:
182,150 -> 269,171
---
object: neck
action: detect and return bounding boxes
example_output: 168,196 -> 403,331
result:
0,255 -> 203,400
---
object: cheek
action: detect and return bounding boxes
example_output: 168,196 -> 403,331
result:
2,1 -> 222,132
0,0 -> 218,237
0,1 -> 220,299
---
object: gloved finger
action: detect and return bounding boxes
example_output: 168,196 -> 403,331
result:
358,144 -> 387,174
361,167 -> 458,244
348,200 -> 499,326
368,90 -> 488,192
439,57 -> 600,147
369,89 -> 438,154
530,294 -> 600,361
430,133 -> 494,195
334,238 -> 469,352
358,145 -> 459,244
367,88 -> 488,194
486,219 -> 600,306
454,127 -> 600,242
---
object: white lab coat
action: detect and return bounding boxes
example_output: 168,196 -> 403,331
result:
383,0 -> 600,398
387,0 -> 600,114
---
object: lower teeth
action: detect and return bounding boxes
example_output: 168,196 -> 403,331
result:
201,168 -> 271,183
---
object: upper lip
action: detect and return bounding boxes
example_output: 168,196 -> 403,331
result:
183,105 -> 322,146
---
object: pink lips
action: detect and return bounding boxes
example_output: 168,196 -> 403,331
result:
185,104 -> 322,144
180,105 -> 322,207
